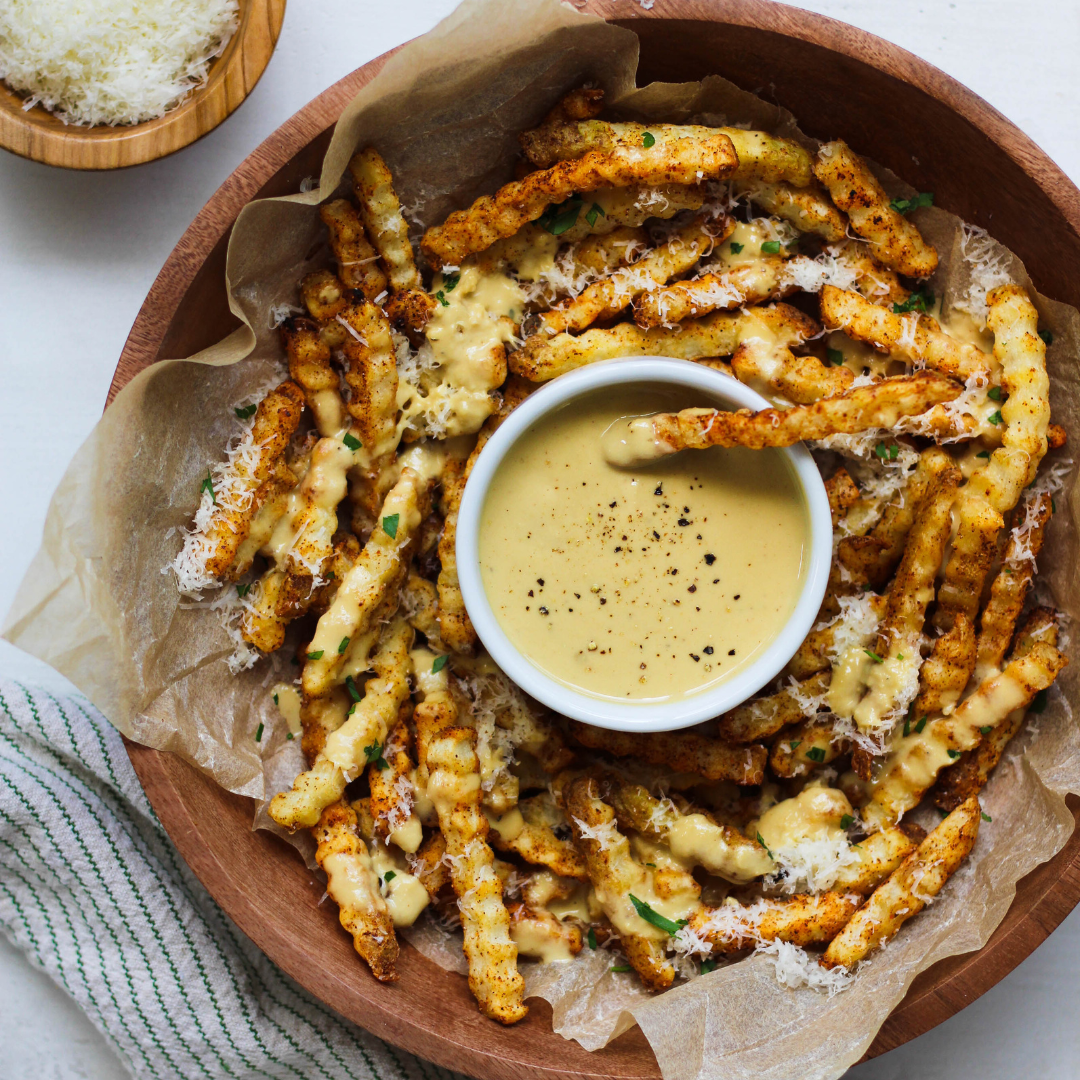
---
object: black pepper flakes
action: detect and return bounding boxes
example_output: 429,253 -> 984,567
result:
688,585 -> 697,593
609,501 -> 617,508
537,578 -> 545,586
600,598 -> 607,605
690,653 -> 700,662
704,553 -> 716,565
704,646 -> 714,655
728,649 -> 736,656
654,485 -> 663,496
734,594 -> 740,600
539,606 -> 549,615
652,530 -> 661,540
677,518 -> 690,526
528,589 -> 534,597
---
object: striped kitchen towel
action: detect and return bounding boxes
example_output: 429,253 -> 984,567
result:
0,679 -> 466,1080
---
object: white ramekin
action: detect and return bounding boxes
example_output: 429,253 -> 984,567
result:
456,358 -> 833,732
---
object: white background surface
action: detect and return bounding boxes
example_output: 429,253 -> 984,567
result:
1,0 -> 1078,1076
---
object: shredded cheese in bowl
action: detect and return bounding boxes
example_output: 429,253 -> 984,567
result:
0,0 -> 240,126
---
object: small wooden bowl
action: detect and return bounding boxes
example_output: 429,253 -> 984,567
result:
111,2 -> 1080,1076
0,0 -> 286,170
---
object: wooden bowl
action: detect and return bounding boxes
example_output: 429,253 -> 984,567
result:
0,0 -> 286,170
111,2 -> 1080,1076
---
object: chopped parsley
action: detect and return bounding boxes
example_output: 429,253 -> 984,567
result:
642,131 -> 656,148
976,450 -> 991,459
345,674 -> 362,703
980,725 -> 992,735
364,742 -> 390,770
874,441 -> 900,461
538,195 -> 583,235
306,650 -> 324,660
761,240 -> 781,255
255,723 -> 264,742
988,409 -> 1003,425
826,346 -> 844,366
893,288 -> 934,314
200,470 -> 216,504
382,513 -> 400,539
343,432 -> 362,451
840,814 -> 854,830
1039,329 -> 1054,346
805,746 -> 826,763
236,582 -> 253,598
981,811 -> 993,822
432,654 -> 449,674
443,273 -> 460,293
286,732 -> 294,740
700,959 -> 717,975
947,749 -> 961,760
629,894 -> 687,936
729,241 -> 744,254
1031,688 -> 1049,714
888,191 -> 934,214
585,202 -> 606,227
337,637 -> 350,654
587,927 -> 597,950
789,739 -> 801,751
234,403 -> 257,420
273,693 -> 279,706
610,965 -> 632,973
864,649 -> 884,663
987,386 -> 1003,401
435,290 -> 450,307
904,717 -> 912,737
756,832 -> 775,860
383,870 -> 397,883
914,716 -> 928,734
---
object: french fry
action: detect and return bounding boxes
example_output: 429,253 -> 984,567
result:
637,373 -> 960,457
687,893 -> 859,954
830,826 -> 918,894
734,180 -> 848,241
301,268 -> 349,322
813,142 -> 938,278
313,801 -> 399,982
787,593 -> 888,680
568,721 -> 766,784
823,798 -> 981,968
935,285 -> 1051,626
769,720 -> 846,778
369,707 -> 422,853
280,317 -> 347,437
421,136 -> 738,268
347,147 -> 421,293
828,240 -> 910,305
425,721 -> 528,1024
716,671 -> 830,744
320,199 -> 388,298
819,285 -> 992,381
507,901 -> 583,961
270,619 -> 414,831
605,780 -> 772,882
825,467 -> 860,525
339,299 -> 400,459
299,687 -> 350,764
303,469 -> 428,696
935,609 -> 1058,812
912,612 -> 976,717
861,642 -> 1067,830
535,215 -> 716,335
509,302 -> 817,382
730,335 -> 853,405
564,777 -> 676,990
407,831 -> 450,900
487,792 -> 588,880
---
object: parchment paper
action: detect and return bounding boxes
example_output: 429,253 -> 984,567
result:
5,2 -> 1080,1077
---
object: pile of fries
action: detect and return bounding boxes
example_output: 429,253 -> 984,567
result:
171,87 -> 1069,1024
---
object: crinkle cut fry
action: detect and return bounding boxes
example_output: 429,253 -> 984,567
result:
487,794 -> 588,881
935,609 -> 1058,812
280,317 -> 346,437
339,299 -> 399,458
788,593 -> 888,680
605,779 -> 772,882
831,240 -> 910,305
825,467 -> 860,524
851,466 -> 961,735
831,826 -> 918,893
425,723 -> 528,1024
519,115 -> 813,186
420,135 -> 739,268
716,670 -> 830,744
769,720 -> 845,778
861,641 -> 1067,830
733,179 -> 848,241
269,618 -> 415,831
813,141 -> 938,278
313,801 -> 399,981
649,373 -> 961,454
300,687 -> 351,765
819,285 -> 993,382
975,493 -> 1052,679
535,214 -> 717,336
369,705 -> 422,853
509,302 -> 818,382
190,380 -> 305,582
303,468 -> 429,696
564,777 -> 675,990
913,612 -> 976,717
567,721 -> 765,784
507,902 -> 583,960
729,333 -> 853,405
320,198 -> 388,299
348,147 -> 421,293
687,893 -> 860,954
301,267 -> 349,323
823,798 -> 981,969
935,285 -> 1051,628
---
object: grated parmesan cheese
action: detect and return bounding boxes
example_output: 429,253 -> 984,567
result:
952,223 -> 1013,326
1,0 -> 239,127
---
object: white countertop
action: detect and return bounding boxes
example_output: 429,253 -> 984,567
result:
1,1 -> 1078,1076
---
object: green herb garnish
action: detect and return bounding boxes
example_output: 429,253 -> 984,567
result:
382,513 -> 400,538
255,723 -> 264,742
893,289 -> 934,314
700,959 -> 717,974
432,654 -> 449,674
588,927 -> 597,950
343,432 -> 362,451
383,871 -> 397,883
915,716 -> 928,733
988,409 -> 1003,425
729,241 -> 744,254
789,740 -> 801,751
1031,688 -> 1049,713
947,749 -> 961,760
987,386 -> 1003,401
286,732 -> 294,740
538,195 -> 584,235
435,291 -> 450,307
585,202 -> 606,228
874,441 -> 900,461
306,650 -> 324,660
345,675 -> 362,703
888,192 -> 934,214
236,582 -> 253,598
826,347 -> 844,366
1039,329 -> 1054,346
234,403 -> 257,420
864,649 -> 884,663
981,811 -> 993,822
629,894 -> 687,936
976,450 -> 991,459
338,637 -> 350,654
200,470 -> 216,504
364,742 -> 389,770
443,273 -> 460,293
840,814 -> 854,830
757,833 -> 775,860
642,131 -> 656,148
610,965 -> 632,973
980,725 -> 992,735
761,240 -> 781,255
904,717 -> 912,737
805,746 -> 826,763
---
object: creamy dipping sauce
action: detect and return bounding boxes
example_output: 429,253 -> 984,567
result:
478,386 -> 809,701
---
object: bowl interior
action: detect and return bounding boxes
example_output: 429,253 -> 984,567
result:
111,5 -> 1080,1078
456,357 -> 832,731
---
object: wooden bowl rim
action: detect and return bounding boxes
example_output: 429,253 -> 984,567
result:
109,1 -> 1080,1074
0,0 -> 286,170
